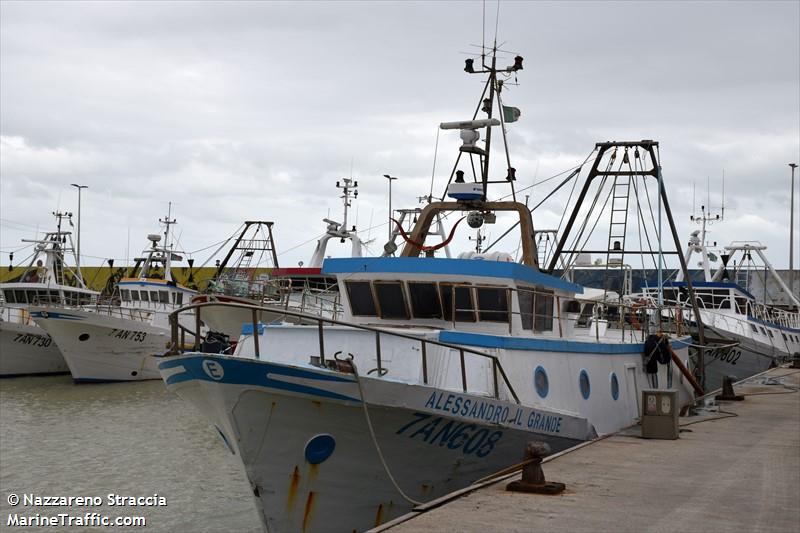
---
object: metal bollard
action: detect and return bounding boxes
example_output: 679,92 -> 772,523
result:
715,375 -> 744,401
506,441 -> 565,495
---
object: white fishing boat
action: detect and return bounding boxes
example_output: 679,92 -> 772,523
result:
158,44 -> 700,532
0,212 -> 99,376
655,218 -> 800,388
31,209 -> 198,382
193,181 -> 366,339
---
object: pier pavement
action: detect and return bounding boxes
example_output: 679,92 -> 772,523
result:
377,367 -> 800,533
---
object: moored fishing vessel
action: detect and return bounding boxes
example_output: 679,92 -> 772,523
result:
193,181 -> 365,338
657,225 -> 800,388
158,42 -> 700,532
0,212 -> 99,376
31,209 -> 198,381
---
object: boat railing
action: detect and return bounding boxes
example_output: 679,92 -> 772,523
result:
0,305 -> 35,325
167,300 -> 521,404
441,282 -> 686,342
86,304 -> 156,322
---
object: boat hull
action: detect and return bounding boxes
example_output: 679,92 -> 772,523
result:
701,327 -> 778,390
30,308 -> 168,382
159,353 -> 591,532
0,318 -> 67,376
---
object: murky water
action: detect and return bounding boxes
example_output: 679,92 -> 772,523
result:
0,375 -> 262,532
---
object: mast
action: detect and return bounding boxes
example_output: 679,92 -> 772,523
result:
160,202 -> 177,282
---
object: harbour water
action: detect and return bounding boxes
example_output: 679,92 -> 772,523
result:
0,375 -> 262,532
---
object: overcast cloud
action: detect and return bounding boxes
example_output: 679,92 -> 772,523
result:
1,0 -> 798,272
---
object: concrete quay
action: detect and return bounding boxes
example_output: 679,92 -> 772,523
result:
378,367 -> 800,533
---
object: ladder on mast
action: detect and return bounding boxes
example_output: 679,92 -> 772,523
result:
604,169 -> 633,296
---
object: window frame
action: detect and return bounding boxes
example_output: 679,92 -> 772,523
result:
373,281 -> 410,320
345,280 -> 378,317
407,281 -> 443,319
533,289 -> 555,332
439,283 -> 476,323
475,286 -> 510,323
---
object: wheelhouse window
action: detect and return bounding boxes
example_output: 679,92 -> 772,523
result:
121,290 -> 130,301
4,290 -> 15,304
476,287 -> 509,323
159,291 -> 169,304
374,282 -> 409,319
534,290 -> 554,332
519,290 -> 533,330
440,284 -> 476,322
345,281 -> 377,316
131,290 -> 140,302
176,292 -> 183,305
750,324 -> 758,333
150,291 -> 160,303
140,291 -> 149,302
408,282 -> 442,319
14,290 -> 26,304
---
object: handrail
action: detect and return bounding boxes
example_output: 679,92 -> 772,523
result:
167,299 -> 521,404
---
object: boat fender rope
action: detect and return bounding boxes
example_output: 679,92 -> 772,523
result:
344,353 -> 424,507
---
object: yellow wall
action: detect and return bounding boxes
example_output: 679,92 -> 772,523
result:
0,266 -> 273,292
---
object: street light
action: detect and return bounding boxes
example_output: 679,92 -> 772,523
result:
70,183 -> 88,269
383,174 -> 398,243
790,164 -> 797,306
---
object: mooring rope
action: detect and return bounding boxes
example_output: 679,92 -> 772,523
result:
345,354 -> 424,507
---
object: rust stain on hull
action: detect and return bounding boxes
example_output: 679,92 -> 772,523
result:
374,503 -> 385,527
287,466 -> 301,512
302,491 -> 316,533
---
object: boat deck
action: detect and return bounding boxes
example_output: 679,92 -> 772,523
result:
375,366 -> 800,533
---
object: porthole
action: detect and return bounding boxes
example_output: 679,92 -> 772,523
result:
305,434 -> 336,464
78,333 -> 90,342
579,369 -> 591,400
534,366 -> 549,398
610,372 -> 619,401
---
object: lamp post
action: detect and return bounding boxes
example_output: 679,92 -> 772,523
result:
70,183 -> 88,268
383,174 -> 398,243
790,164 -> 797,306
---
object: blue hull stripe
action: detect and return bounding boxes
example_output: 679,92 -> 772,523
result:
321,257 -> 583,294
438,331 -> 692,354
159,355 -> 360,402
29,311 -> 83,321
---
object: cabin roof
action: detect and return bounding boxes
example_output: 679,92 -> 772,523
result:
663,280 -> 755,300
322,257 -> 584,294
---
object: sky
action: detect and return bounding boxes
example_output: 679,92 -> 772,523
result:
1,0 -> 799,274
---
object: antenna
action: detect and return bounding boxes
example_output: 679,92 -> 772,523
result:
159,202 -> 177,251
721,168 -> 726,220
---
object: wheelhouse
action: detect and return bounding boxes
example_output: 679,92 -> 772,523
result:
0,283 -> 98,307
117,279 -> 194,308
323,257 -> 583,337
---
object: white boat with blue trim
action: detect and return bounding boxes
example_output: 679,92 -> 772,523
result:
0,212 -> 99,376
31,210 -> 198,382
158,43 -> 701,532
657,231 -> 800,389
